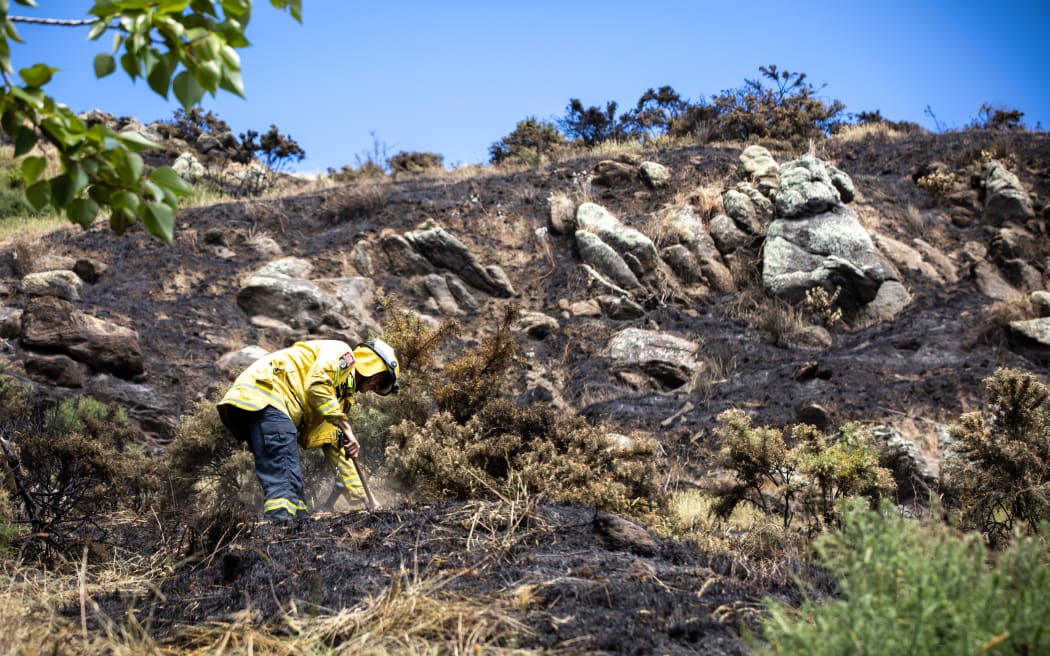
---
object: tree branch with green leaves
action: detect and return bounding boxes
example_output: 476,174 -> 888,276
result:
0,0 -> 302,243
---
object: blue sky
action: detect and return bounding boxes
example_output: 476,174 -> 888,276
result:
12,1 -> 1050,173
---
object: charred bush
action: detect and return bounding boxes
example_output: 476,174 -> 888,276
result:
165,397 -> 258,553
386,400 -> 667,516
433,304 -> 519,424
0,380 -> 161,558
941,367 -> 1050,547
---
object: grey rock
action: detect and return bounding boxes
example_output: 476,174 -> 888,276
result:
607,327 -> 700,391
20,296 -> 144,378
23,353 -> 84,388
516,311 -> 559,339
763,205 -> 898,309
576,231 -> 643,291
381,233 -> 437,276
548,193 -> 577,235
19,270 -> 83,301
404,221 -> 515,297
73,258 -> 108,284
1031,291 -> 1050,318
739,145 -> 779,195
598,294 -> 646,320
708,213 -> 752,255
576,203 -> 659,277
216,346 -> 269,379
980,160 -> 1034,225
774,155 -> 847,219
638,161 -> 670,188
592,160 -> 636,187
0,306 -> 21,339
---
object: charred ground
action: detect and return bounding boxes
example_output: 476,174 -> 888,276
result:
3,129 -> 1050,653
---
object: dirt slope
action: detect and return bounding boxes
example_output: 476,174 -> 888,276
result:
4,129 -> 1050,653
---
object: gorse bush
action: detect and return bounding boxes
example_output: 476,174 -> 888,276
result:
384,303 -> 667,517
166,396 -> 258,552
388,151 -> 444,176
433,303 -> 520,424
941,367 -> 1050,547
709,409 -> 894,531
758,500 -> 1050,656
386,400 -> 668,516
0,375 -> 160,558
489,117 -> 565,166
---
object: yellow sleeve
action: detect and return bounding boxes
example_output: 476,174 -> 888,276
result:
305,359 -> 347,424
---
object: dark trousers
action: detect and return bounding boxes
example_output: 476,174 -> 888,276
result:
237,405 -> 306,519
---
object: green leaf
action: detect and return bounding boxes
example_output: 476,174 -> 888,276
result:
109,189 -> 140,214
13,126 -> 35,156
146,53 -> 175,97
109,208 -> 134,235
120,52 -> 140,78
150,165 -> 191,195
117,131 -> 158,151
271,0 -> 302,22
67,165 -> 89,195
222,0 -> 251,18
93,53 -> 116,78
4,20 -> 23,44
86,19 -> 108,41
0,108 -> 22,138
141,202 -> 175,244
156,0 -> 190,13
50,172 -> 75,206
19,63 -> 57,87
25,179 -> 51,211
21,155 -> 46,184
195,59 -> 221,92
218,67 -> 244,97
172,70 -> 203,110
68,198 -> 100,228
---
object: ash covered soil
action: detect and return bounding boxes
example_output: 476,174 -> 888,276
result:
5,130 -> 1050,653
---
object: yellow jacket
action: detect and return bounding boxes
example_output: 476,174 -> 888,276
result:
218,340 -> 356,447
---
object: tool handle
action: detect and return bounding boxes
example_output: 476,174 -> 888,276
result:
351,455 -> 380,511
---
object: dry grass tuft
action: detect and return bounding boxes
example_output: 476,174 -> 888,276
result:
294,569 -> 534,654
322,181 -> 389,223
832,123 -> 910,142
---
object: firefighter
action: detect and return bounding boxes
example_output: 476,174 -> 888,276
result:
217,338 -> 399,521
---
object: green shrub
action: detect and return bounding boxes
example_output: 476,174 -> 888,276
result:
619,86 -> 690,141
388,150 -> 444,175
558,98 -> 622,146
941,368 -> 1050,546
708,65 -> 845,145
758,500 -> 1050,655
708,409 -> 894,531
489,117 -> 565,166
970,103 -> 1025,131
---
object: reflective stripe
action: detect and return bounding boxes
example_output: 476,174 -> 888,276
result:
225,381 -> 288,410
264,498 -> 301,516
317,397 -> 340,416
340,474 -> 361,488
